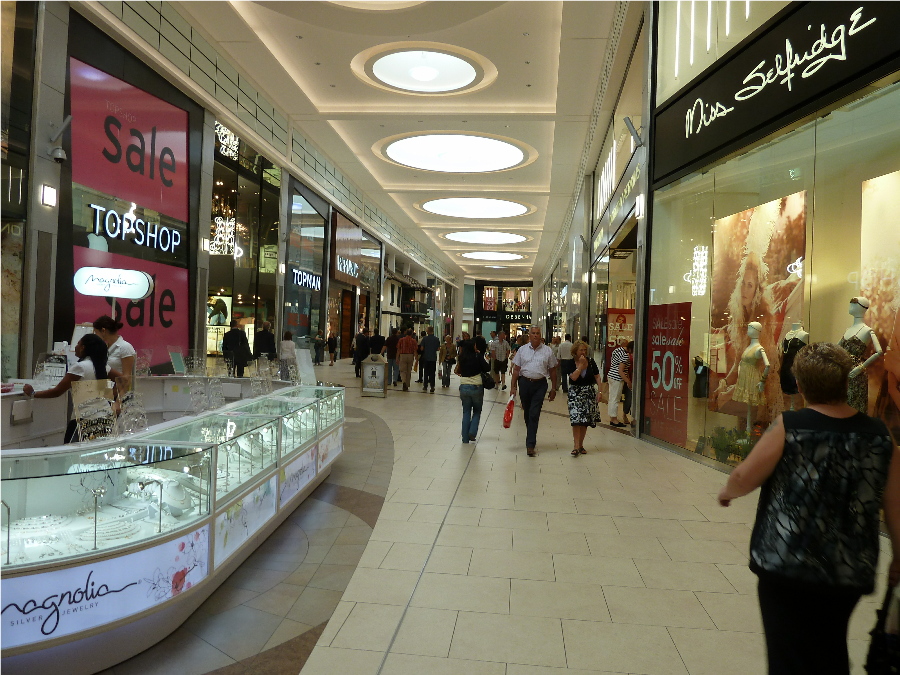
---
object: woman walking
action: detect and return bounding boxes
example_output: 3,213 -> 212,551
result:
439,334 -> 457,388
327,331 -> 337,366
566,340 -> 602,456
718,343 -> 900,675
455,339 -> 488,444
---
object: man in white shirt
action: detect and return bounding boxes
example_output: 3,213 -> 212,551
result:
510,326 -> 559,456
557,334 -> 574,394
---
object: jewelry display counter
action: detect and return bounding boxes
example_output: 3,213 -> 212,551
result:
0,386 -> 345,675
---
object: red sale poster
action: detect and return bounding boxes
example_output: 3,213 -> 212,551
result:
70,58 -> 189,222
605,308 -> 635,372
74,246 -> 189,369
643,302 -> 691,447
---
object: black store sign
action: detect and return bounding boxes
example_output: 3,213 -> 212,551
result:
653,2 -> 900,186
506,312 -> 531,323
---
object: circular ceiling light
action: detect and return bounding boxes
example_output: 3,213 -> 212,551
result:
372,51 -> 477,93
444,231 -> 527,245
385,134 -> 524,173
422,198 -> 530,219
461,252 -> 524,261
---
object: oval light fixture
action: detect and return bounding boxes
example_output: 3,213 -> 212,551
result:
372,51 -> 477,93
386,135 -> 525,173
444,231 -> 527,245
461,252 -> 524,261
422,198 -> 530,219
487,266 -> 508,269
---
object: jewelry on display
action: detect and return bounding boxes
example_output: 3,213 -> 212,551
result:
139,480 -> 163,533
91,486 -> 107,550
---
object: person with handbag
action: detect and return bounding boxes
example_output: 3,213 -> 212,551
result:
455,338 -> 489,444
566,340 -> 602,456
439,334 -> 457,388
509,326 -> 559,457
717,343 -> 900,675
222,320 -> 252,377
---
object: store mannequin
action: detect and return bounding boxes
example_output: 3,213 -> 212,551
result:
780,321 -> 809,410
838,297 -> 883,413
733,322 -> 770,432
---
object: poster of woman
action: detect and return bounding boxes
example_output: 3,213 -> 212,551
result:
708,191 -> 806,423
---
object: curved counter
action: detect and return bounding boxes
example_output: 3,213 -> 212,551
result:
0,383 -> 344,675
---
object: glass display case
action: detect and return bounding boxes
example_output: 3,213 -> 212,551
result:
1,442 -> 213,569
226,397 -> 317,461
278,386 -> 344,432
141,414 -> 278,507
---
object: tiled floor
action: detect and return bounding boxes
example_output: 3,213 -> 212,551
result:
102,359 -> 890,675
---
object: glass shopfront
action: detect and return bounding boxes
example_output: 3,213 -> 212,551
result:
207,122 -> 281,356
475,282 -> 532,339
644,3 -> 900,463
1,1 -> 36,379
283,182 -> 328,343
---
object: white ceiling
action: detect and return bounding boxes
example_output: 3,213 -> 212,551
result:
175,1 -> 620,282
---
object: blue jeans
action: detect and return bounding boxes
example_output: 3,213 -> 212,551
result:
518,377 -> 548,449
387,357 -> 399,383
459,384 -> 483,443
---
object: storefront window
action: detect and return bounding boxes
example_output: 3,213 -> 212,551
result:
207,124 -> 280,356
283,191 -> 326,341
645,81 -> 900,463
1,1 -> 35,379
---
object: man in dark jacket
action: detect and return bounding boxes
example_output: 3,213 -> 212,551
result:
253,321 -> 277,361
419,326 -> 441,393
369,330 -> 385,358
354,329 -> 370,377
222,320 -> 251,377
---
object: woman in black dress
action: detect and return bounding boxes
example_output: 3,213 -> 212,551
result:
566,340 -> 601,456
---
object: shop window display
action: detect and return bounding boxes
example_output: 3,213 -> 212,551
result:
645,81 -> 900,464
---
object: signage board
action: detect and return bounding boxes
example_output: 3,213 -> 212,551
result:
291,268 -> 322,291
605,308 -> 635,373
70,58 -> 189,223
1,526 -> 209,649
74,246 -> 189,370
214,477 -> 276,567
642,302 -> 692,447
317,425 -> 343,471
331,212 -> 362,285
74,266 -> 154,300
280,446 -> 318,506
653,2 -> 900,185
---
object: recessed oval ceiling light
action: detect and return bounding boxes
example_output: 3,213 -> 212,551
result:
461,252 -> 524,261
444,231 -> 526,245
487,266 -> 508,269
372,51 -> 476,93
386,134 -> 524,173
422,198 -> 529,219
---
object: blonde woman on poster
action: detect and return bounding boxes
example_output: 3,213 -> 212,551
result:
709,193 -> 806,423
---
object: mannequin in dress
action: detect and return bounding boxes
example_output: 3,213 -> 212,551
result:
838,297 -> 883,413
733,322 -> 770,432
780,321 -> 809,410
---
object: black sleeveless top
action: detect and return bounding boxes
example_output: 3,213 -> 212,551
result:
749,408 -> 893,592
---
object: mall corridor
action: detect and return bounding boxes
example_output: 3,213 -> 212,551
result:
102,359 -> 890,675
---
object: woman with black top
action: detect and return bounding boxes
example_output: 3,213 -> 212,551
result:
455,339 -> 489,444
567,340 -> 602,456
23,334 -> 121,443
718,342 -> 900,675
327,331 -> 338,366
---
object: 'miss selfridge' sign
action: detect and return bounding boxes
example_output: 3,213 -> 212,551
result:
653,2 -> 900,183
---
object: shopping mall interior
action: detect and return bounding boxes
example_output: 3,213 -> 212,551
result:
2,1 -> 898,674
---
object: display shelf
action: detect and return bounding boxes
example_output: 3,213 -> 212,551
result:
277,385 -> 344,432
224,397 -> 318,461
1,442 -> 212,570
140,414 -> 279,507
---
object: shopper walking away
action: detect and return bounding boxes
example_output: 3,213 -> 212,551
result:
419,327 -> 441,393
353,329 -> 370,377
92,315 -> 136,390
607,340 -> 633,427
455,338 -> 489,443
510,326 -> 559,457
253,321 -> 277,361
369,329 -> 385,357
280,331 -> 298,378
566,340 -> 602,456
492,331 -> 511,390
416,330 -> 427,383
223,320 -> 252,377
718,342 -> 899,675
312,330 -> 325,365
327,331 -> 337,366
557,334 -> 574,393
439,334 -> 457,388
397,329 -> 418,391
382,328 -> 400,385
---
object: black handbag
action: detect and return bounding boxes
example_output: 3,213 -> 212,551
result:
480,371 -> 496,389
866,584 -> 900,674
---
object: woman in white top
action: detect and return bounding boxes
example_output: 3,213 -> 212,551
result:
93,315 -> 136,388
23,333 -> 120,442
280,331 -> 298,377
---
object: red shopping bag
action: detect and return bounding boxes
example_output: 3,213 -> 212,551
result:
503,396 -> 515,428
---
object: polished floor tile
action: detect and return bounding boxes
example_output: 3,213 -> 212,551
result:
668,626 -> 766,675
603,585 -> 716,629
410,572 -> 511,614
449,611 -> 567,667
562,619 -> 688,674
390,606 -> 458,657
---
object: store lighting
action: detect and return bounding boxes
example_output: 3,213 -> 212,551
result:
41,184 -> 57,207
385,134 -> 525,173
461,252 -> 524,261
372,50 -> 476,93
487,266 -> 508,269
422,198 -> 528,219
444,231 -> 526,245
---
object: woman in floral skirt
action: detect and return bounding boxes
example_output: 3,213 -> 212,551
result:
567,340 -> 602,456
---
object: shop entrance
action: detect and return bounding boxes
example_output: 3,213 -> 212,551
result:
592,219 -> 637,372
340,290 -> 354,359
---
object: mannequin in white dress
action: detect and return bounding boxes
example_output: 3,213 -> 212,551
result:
733,322 -> 770,432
